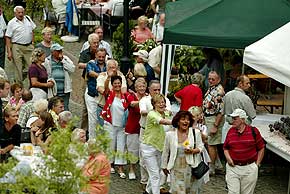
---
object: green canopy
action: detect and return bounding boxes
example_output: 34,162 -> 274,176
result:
164,0 -> 290,48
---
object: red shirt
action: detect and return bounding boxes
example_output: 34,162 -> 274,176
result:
223,125 -> 265,164
125,93 -> 141,134
174,84 -> 203,111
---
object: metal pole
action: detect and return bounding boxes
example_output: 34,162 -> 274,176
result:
120,0 -> 131,74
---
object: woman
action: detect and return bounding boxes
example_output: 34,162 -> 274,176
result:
30,111 -> 57,150
0,106 -> 21,160
82,139 -> 111,194
140,94 -> 171,194
131,16 -> 154,44
161,110 -> 204,194
174,73 -> 204,111
100,75 -> 129,179
28,48 -> 54,101
125,77 -> 147,180
8,83 -> 25,111
35,27 -> 54,57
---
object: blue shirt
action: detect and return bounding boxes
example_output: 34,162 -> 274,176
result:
51,58 -> 65,94
86,60 -> 106,97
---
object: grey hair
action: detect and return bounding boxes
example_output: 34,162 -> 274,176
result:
191,73 -> 204,86
31,48 -> 45,63
33,99 -> 48,114
71,128 -> 86,142
14,6 -> 24,12
59,111 -> 73,123
88,33 -> 99,44
135,77 -> 147,88
107,59 -> 118,67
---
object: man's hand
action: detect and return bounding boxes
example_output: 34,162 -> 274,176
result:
7,50 -> 13,61
162,168 -> 170,176
227,158 -> 235,167
210,126 -> 218,135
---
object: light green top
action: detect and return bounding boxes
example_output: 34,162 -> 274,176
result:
143,110 -> 170,151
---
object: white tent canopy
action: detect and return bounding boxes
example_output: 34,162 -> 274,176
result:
243,22 -> 290,115
243,22 -> 290,88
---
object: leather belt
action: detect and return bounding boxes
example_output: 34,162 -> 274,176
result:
12,42 -> 32,46
235,161 -> 255,166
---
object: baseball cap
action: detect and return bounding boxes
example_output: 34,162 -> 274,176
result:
50,43 -> 64,51
133,50 -> 149,62
229,109 -> 248,119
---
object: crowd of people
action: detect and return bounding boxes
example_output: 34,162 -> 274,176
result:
0,3 -> 267,194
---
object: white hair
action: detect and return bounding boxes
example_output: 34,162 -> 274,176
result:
14,6 -> 24,12
59,111 -> 73,123
71,128 -> 86,142
88,33 -> 99,44
107,59 -> 118,67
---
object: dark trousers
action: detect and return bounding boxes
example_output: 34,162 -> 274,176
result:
0,38 -> 5,68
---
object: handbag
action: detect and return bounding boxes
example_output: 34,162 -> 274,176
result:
191,128 -> 209,179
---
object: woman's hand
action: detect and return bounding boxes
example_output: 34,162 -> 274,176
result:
184,148 -> 194,154
162,168 -> 170,176
47,81 -> 54,88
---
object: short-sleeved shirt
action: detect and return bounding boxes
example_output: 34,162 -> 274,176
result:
125,93 -> 141,134
148,45 -> 162,78
223,125 -> 265,164
142,110 -> 170,151
86,60 -> 106,97
5,16 -> 36,44
203,83 -> 224,116
175,84 -> 203,111
0,124 -> 21,148
28,63 -> 49,93
131,27 -> 154,44
35,42 -> 51,57
51,58 -> 65,94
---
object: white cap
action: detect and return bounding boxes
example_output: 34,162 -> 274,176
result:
229,108 -> 247,119
26,116 -> 39,128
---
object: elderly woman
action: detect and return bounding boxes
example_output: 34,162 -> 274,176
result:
0,106 -> 21,160
30,111 -> 57,150
140,94 -> 171,194
28,48 -> 54,101
100,75 -> 129,179
82,139 -> 111,194
174,73 -> 204,111
161,110 -> 204,194
131,16 -> 154,44
125,77 -> 147,180
35,27 -> 54,57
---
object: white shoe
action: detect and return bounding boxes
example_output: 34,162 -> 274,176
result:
129,172 -> 136,180
110,168 -> 115,174
119,172 -> 126,179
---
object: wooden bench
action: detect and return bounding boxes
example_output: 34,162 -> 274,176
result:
256,94 -> 284,114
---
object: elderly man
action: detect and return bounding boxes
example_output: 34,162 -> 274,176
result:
0,5 -> 7,68
224,108 -> 265,194
17,89 -> 34,128
44,43 -> 75,111
58,111 -> 73,130
203,71 -> 225,175
85,48 -> 107,139
5,6 -> 36,83
35,27 -> 54,57
80,26 -> 113,58
148,45 -> 162,79
222,75 -> 256,143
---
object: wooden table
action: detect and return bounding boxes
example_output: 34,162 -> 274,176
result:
256,94 -> 284,113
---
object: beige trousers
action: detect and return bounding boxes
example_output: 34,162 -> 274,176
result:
226,162 -> 258,194
12,43 -> 34,83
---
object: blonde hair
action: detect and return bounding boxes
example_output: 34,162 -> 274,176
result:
134,63 -> 147,77
31,48 -> 45,63
88,33 -> 99,43
138,15 -> 148,25
42,27 -> 53,34
71,128 -> 86,142
135,77 -> 147,88
107,59 -> 118,67
188,106 -> 202,119
151,94 -> 165,109
33,99 -> 48,114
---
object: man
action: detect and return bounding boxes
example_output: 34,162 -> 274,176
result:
5,6 -> 36,83
80,26 -> 113,58
148,45 -> 162,78
35,27 -> 54,57
223,75 -> 256,142
44,43 -> 75,111
224,108 -> 265,194
139,80 -> 171,192
78,33 -> 100,130
17,89 -> 34,128
0,78 -> 10,132
85,48 -> 107,140
202,71 -> 225,175
0,5 -> 7,68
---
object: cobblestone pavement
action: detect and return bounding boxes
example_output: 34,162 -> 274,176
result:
62,40 -> 289,194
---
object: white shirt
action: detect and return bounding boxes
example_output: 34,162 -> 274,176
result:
5,16 -> 36,44
0,14 -> 6,38
139,94 -> 171,128
148,45 -> 162,78
80,40 -> 113,58
152,23 -> 164,43
107,0 -> 124,16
